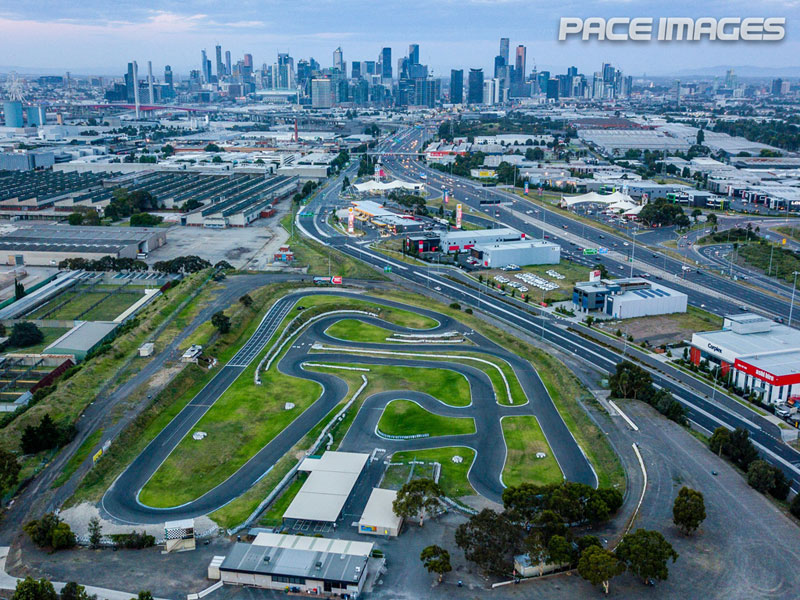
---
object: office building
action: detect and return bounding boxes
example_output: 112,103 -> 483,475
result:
351,61 -> 361,79
408,44 -> 419,65
380,47 -> 392,80
499,38 -> 510,65
225,50 -> 232,76
441,227 -> 522,253
333,46 -> 343,72
572,277 -> 687,318
690,314 -> 800,405
164,65 -> 174,94
468,68 -> 484,104
26,105 -> 46,126
514,45 -> 526,83
215,44 -> 224,78
311,78 -> 333,108
450,69 -> 463,104
470,240 -> 561,268
3,101 -> 24,127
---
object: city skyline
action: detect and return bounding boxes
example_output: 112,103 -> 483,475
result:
0,0 -> 797,76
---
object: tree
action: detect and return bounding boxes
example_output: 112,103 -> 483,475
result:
60,582 -> 93,600
67,213 -> 84,226
131,592 -> 154,600
534,510 -> 567,545
769,467 -> 791,501
393,479 -> 443,525
709,427 -> 730,456
238,294 -> 254,308
790,493 -> 800,518
9,322 -> 43,348
0,448 -> 20,495
577,546 -> 625,595
615,529 -> 678,584
12,577 -> 58,600
747,460 -> 775,494
51,522 -> 76,550
129,213 -> 163,227
546,535 -> 574,566
696,129 -> 705,146
20,413 -> 63,454
672,487 -> 706,535
204,143 -> 222,152
88,516 -> 102,549
14,278 -> 26,300
23,513 -> 62,548
454,509 -> 521,576
726,428 -> 759,470
609,361 -> 653,401
420,545 -> 452,582
211,311 -> 231,334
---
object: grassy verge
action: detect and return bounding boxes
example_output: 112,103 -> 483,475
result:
377,399 -> 475,437
325,319 -> 397,343
259,472 -> 308,527
501,415 -> 563,488
51,428 -> 104,488
281,213 -> 387,280
389,447 -> 476,498
738,242 -> 800,284
775,226 -> 800,244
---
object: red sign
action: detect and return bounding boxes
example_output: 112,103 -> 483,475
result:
734,359 -> 800,387
331,276 -> 343,285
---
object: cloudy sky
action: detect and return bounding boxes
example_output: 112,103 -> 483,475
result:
0,0 -> 797,77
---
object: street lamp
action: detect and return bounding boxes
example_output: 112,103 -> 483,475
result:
789,271 -> 799,327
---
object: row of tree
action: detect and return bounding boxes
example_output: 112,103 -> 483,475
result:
638,199 -> 691,229
12,577 -> 155,600
58,257 -> 147,272
609,361 -> 687,425
104,189 -> 162,221
151,255 -> 211,274
20,413 -> 76,455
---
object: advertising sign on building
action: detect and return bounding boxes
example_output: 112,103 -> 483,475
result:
456,203 -> 462,229
589,269 -> 601,282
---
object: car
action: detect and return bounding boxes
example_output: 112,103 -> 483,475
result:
563,225 -> 568,229
711,470 -> 718,476
598,235 -> 604,239
623,242 -> 630,246
434,286 -> 442,291
296,305 -> 306,310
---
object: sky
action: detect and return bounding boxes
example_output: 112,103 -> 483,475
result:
0,0 -> 798,78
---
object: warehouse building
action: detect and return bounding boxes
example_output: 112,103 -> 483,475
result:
440,228 -> 522,253
573,277 -> 687,318
471,240 -> 560,268
44,321 -> 119,361
215,532 -> 373,596
0,224 -> 166,266
690,314 -> 800,405
283,451 -> 370,526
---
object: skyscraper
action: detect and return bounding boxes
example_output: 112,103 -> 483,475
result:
201,49 -> 211,83
514,45 -> 526,84
215,44 -> 224,78
225,51 -> 232,76
333,47 -> 343,71
408,44 -> 419,65
3,101 -> 24,127
351,61 -> 362,79
164,65 -> 174,94
311,78 -> 333,108
499,38 -> 509,65
380,48 -> 392,80
450,69 -> 463,104
468,68 -> 484,104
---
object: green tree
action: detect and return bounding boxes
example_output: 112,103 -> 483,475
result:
726,428 -> 759,470
696,129 -> 705,145
67,213 -> 84,226
238,294 -> 254,308
419,545 -> 452,582
131,592 -> 154,600
672,487 -> 706,535
12,577 -> 58,600
535,510 -> 567,546
747,460 -> 775,494
708,427 -> 730,456
454,509 -> 521,576
790,493 -> 800,518
14,278 -> 26,300
609,361 -> 653,401
9,322 -> 43,348
204,143 -> 222,152
577,546 -> 625,595
23,513 -> 62,548
88,516 -> 102,549
615,529 -> 678,583
60,582 -> 93,600
393,479 -> 443,525
50,522 -> 76,549
0,448 -> 20,495
546,534 -> 574,566
211,311 -> 231,334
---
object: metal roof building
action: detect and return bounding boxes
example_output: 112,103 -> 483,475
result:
44,321 -> 119,361
216,532 -> 373,595
358,488 -> 403,537
283,451 -> 370,524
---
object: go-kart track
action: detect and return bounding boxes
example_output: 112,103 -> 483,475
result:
101,291 -> 595,525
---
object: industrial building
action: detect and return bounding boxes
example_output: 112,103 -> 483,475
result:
182,175 -> 297,228
0,224 -> 167,266
573,277 -> 687,318
440,227 -> 522,253
282,451 -> 370,525
348,200 -> 426,233
690,314 -> 800,405
44,321 -> 119,361
0,150 -> 55,172
470,240 -> 560,268
215,532 -> 373,596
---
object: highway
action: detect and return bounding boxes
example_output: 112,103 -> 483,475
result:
298,141 -> 800,493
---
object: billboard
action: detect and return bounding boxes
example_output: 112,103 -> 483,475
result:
347,207 -> 354,234
524,182 -> 529,195
456,203 -> 462,229
444,190 -> 449,204
589,269 -> 601,282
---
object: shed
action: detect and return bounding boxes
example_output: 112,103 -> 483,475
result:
358,488 -> 403,537
44,321 -> 118,361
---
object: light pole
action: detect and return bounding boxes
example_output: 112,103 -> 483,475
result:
789,271 -> 799,327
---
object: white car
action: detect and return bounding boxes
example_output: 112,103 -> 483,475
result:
434,286 -> 442,291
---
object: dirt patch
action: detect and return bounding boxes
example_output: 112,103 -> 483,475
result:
224,247 -> 253,260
